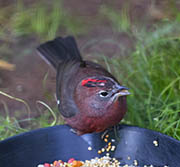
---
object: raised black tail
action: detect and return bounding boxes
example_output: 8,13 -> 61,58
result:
37,36 -> 83,69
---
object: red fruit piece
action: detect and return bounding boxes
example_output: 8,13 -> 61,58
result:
68,158 -> 75,163
44,163 -> 51,167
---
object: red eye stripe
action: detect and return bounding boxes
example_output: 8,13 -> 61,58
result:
81,78 -> 107,86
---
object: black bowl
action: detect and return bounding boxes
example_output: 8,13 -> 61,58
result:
0,125 -> 180,167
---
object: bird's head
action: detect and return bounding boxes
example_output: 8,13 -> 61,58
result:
74,76 -> 130,117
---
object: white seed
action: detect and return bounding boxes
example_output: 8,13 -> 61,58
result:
106,153 -> 110,157
111,145 -> 116,151
127,156 -> 131,160
111,139 -> 115,142
37,165 -> 44,167
153,140 -> 159,147
134,160 -> 138,166
101,148 -> 105,152
88,146 -> 92,151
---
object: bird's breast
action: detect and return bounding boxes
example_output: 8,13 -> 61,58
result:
65,96 -> 127,134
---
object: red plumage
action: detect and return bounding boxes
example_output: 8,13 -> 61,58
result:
37,36 -> 130,135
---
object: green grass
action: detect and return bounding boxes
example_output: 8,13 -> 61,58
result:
11,0 -> 86,40
100,4 -> 131,33
0,97 -> 63,140
0,77 -> 64,140
0,0 -> 86,42
0,115 -> 27,140
0,100 -> 28,140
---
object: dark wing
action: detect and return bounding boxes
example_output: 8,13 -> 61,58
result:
37,36 -> 84,118
56,60 -> 81,118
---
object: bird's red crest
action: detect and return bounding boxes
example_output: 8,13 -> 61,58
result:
81,78 -> 107,87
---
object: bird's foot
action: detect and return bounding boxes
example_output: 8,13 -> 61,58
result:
101,127 -> 115,139
101,126 -> 120,140
101,129 -> 109,139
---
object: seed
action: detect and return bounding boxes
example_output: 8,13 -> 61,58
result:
105,134 -> 109,138
106,145 -> 111,152
134,160 -> 138,166
106,153 -> 110,156
111,145 -> 116,151
153,140 -> 158,147
38,156 -> 148,167
98,150 -> 102,154
115,160 -> 119,164
88,146 -> 92,151
111,139 -> 115,142
106,148 -> 110,152
101,148 -> 105,152
127,156 -> 131,160
112,158 -> 116,161
108,142 -> 111,146
104,138 -> 108,142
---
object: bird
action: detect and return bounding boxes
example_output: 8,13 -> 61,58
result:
37,36 -> 130,135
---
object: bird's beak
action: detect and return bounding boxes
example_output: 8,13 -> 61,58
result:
109,85 -> 130,103
115,85 -> 130,96
118,89 -> 130,96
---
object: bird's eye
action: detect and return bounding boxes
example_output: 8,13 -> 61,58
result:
99,91 -> 109,97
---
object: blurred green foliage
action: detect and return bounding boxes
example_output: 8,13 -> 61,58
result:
100,5 -> 131,33
11,0 -> 85,40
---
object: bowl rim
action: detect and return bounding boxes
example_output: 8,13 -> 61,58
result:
1,124 -> 180,145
